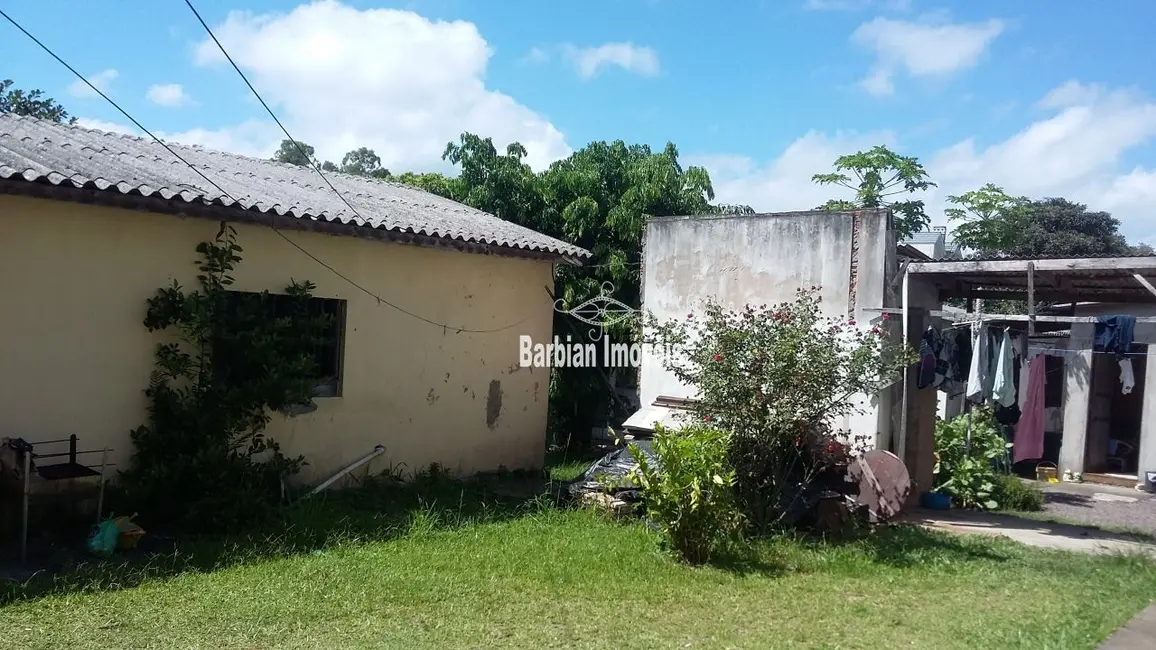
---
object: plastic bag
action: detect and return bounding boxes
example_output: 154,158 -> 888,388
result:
87,518 -> 120,557
114,514 -> 145,550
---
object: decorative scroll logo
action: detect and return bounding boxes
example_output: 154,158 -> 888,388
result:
553,281 -> 638,342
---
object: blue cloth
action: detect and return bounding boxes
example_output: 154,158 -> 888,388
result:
1094,315 -> 1136,357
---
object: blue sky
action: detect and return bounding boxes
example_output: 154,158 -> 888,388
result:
3,0 -> 1155,242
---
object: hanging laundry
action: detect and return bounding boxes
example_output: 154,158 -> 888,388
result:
1013,353 -> 1047,463
992,328 -> 1017,407
917,327 -> 940,389
934,331 -> 956,389
1094,315 -> 1136,357
1120,358 -> 1136,395
980,328 -> 999,401
966,322 -> 990,403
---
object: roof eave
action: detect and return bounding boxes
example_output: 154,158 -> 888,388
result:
0,177 -> 588,265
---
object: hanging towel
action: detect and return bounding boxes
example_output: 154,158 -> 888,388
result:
1094,315 -> 1136,357
1013,354 -> 1047,463
1120,358 -> 1136,395
992,328 -> 1017,407
966,323 -> 989,403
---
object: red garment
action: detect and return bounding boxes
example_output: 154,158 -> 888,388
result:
1014,354 -> 1047,463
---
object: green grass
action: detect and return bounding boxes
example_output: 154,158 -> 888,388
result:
2,472 -> 1154,649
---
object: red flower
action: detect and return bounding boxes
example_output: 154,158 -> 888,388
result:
703,416 -> 712,423
882,313 -> 890,321
687,313 -> 693,319
848,320 -> 856,326
713,354 -> 723,361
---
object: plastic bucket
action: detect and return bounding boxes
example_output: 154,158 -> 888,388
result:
921,491 -> 952,510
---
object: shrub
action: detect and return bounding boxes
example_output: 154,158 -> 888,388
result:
993,473 -> 1044,512
647,288 -> 911,531
932,407 -> 1013,510
627,423 -> 744,564
119,223 -> 331,531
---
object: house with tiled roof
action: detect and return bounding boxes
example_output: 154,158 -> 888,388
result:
0,113 -> 589,484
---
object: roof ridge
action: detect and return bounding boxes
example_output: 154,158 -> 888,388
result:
0,111 -> 589,261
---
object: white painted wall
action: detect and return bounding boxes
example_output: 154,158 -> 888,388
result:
638,210 -> 896,444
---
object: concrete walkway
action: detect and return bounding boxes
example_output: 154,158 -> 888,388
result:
1097,605 -> 1156,649
901,508 -> 1156,557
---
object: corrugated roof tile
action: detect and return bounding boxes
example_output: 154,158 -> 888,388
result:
0,113 -> 590,261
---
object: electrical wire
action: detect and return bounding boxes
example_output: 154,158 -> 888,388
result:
0,6 -> 529,334
181,0 -> 367,225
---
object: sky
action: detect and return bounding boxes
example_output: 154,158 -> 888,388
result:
3,0 -> 1155,244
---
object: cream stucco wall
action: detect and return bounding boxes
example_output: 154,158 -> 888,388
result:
0,195 -> 556,485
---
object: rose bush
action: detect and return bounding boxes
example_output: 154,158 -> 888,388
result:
647,288 -> 912,531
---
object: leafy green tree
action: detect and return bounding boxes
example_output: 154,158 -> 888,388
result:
949,191 -> 1148,259
394,171 -> 463,200
946,183 -> 1028,257
0,79 -> 76,123
272,139 -> 316,167
812,145 -> 936,238
425,132 -> 751,448
340,147 -> 390,179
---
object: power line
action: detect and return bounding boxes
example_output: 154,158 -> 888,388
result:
181,0 -> 367,225
0,7 -> 528,334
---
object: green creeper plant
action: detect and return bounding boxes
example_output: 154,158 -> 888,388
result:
120,223 -> 332,531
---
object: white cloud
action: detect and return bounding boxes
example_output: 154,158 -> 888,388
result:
692,81 -> 1156,244
68,69 -> 118,98
852,17 -> 1004,96
562,42 -> 661,79
157,120 -> 283,159
73,117 -> 137,136
521,46 -> 551,66
689,130 -> 899,214
190,0 -> 570,171
146,83 -> 192,108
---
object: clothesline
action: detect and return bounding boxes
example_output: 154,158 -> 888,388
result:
1026,345 -> 1148,357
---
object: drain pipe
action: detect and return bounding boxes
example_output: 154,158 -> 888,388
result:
307,444 -> 386,497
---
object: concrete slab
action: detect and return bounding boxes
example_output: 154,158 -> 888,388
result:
901,508 -> 1156,557
1098,604 -> 1156,649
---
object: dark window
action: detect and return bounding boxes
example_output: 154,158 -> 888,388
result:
221,291 -> 346,398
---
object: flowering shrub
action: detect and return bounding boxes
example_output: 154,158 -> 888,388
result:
647,288 -> 912,530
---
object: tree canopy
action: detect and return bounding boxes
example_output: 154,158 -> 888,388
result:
812,145 -> 935,239
948,187 -> 1151,258
271,139 -> 316,167
0,79 -> 75,123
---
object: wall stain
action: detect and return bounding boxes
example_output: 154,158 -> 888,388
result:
486,380 -> 502,429
462,384 -> 469,393
444,373 -> 450,383
426,388 -> 440,405
533,382 -> 539,402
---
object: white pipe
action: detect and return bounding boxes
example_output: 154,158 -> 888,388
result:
308,444 -> 386,496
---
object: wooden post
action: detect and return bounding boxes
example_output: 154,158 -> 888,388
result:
96,447 -> 108,523
1027,262 -> 1036,337
899,268 -> 910,462
21,449 -> 30,564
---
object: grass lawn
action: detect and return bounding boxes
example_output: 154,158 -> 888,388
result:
2,469 -> 1154,649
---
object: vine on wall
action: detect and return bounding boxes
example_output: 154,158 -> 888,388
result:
119,223 -> 333,531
